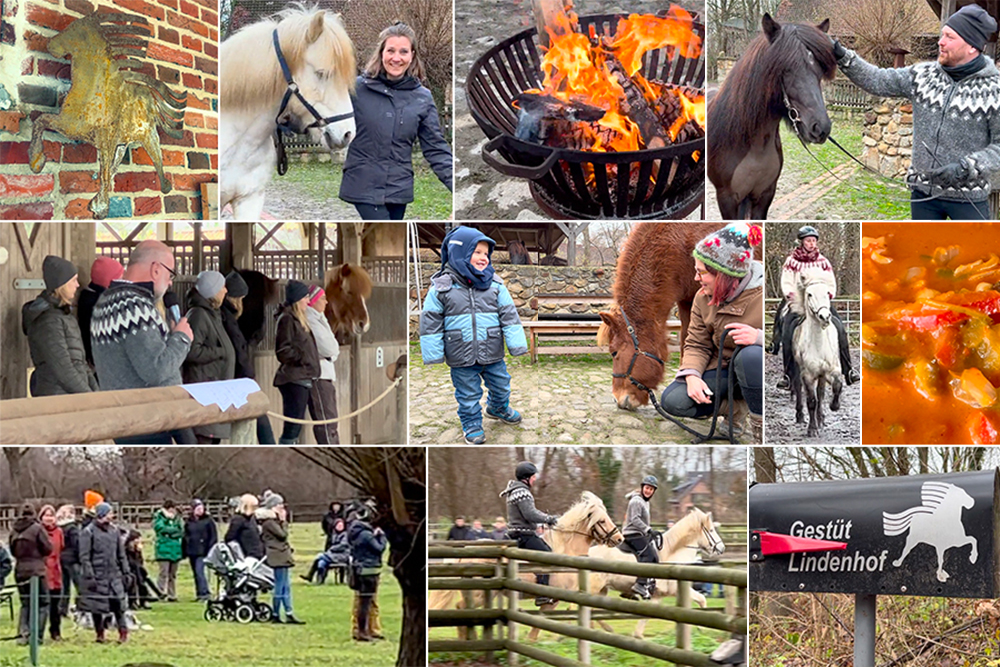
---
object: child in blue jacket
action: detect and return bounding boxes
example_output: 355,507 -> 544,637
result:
419,226 -> 528,444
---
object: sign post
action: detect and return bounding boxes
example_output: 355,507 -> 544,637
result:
854,593 -> 876,667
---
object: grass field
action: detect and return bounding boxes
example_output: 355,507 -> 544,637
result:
1,525 -> 401,667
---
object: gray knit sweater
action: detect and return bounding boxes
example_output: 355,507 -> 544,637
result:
623,491 -> 651,538
837,49 -> 1000,202
91,280 -> 191,391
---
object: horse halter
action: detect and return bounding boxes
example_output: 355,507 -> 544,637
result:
610,306 -> 664,395
557,510 -> 623,546
702,524 -> 724,555
272,30 -> 355,134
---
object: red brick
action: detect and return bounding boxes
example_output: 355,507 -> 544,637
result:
186,93 -> 210,111
38,58 -> 71,81
209,28 -> 217,42
179,0 -> 197,17
205,114 -> 217,130
210,153 -> 217,170
157,65 -> 180,84
1,202 -> 54,220
194,56 -> 216,76
0,173 -> 55,197
169,172 -> 213,191
195,132 -> 217,149
163,149 -> 185,166
60,170 -> 100,194
203,41 -> 217,59
163,194 -> 187,213
65,0 -> 95,14
114,171 -> 160,192
166,11 -> 207,37
21,56 -> 34,75
113,0 -> 164,20
1,141 -> 60,164
24,30 -> 51,52
157,0 -> 177,9
184,111 -> 203,127
200,8 -> 216,24
181,34 -> 201,52
181,72 -> 202,90
0,111 -> 25,133
158,26 -> 179,43
27,4 -> 76,30
131,147 -> 184,167
189,195 -> 201,215
203,77 -> 217,95
64,198 -> 95,219
3,0 -> 18,18
134,196 -> 162,216
147,42 -> 193,67
160,129 -> 193,147
63,142 -> 98,163
190,0 -> 212,8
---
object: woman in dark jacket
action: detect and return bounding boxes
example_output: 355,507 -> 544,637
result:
79,503 -> 130,643
273,281 -> 321,444
258,494 -> 303,624
338,22 -> 453,220
321,502 -> 344,551
182,500 -> 217,601
9,504 -> 53,645
224,494 -> 264,560
183,271 -> 236,443
22,255 -> 99,396
348,512 -> 387,642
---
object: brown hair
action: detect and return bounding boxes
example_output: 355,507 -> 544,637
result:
363,22 -> 425,81
704,265 -> 740,306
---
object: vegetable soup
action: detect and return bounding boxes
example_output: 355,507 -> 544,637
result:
862,223 -> 1000,444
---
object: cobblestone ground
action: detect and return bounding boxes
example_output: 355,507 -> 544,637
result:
409,347 -> 733,445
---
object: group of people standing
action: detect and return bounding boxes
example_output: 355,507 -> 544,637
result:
20,240 -> 343,445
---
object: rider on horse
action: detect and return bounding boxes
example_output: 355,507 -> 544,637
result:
621,475 -> 660,600
769,225 -> 859,390
500,461 -> 559,606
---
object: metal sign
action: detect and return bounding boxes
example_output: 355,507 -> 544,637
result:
750,470 -> 999,599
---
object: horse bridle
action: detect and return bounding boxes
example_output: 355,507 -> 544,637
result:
610,306 -> 665,395
553,510 -> 623,546
271,29 -> 355,175
701,524 -> 724,555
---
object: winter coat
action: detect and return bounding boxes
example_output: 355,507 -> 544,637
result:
490,528 -> 508,541
325,530 -> 350,566
348,520 -> 386,574
322,509 -> 344,550
182,514 -> 218,559
77,283 -> 104,368
9,517 -> 52,581
623,491 -> 652,538
306,306 -> 339,381
273,306 -> 321,386
22,290 -> 99,396
153,509 -> 184,562
183,288 -> 236,439
221,299 -> 255,380
79,521 -> 130,614
59,520 -> 81,567
257,509 -> 294,568
339,75 -> 453,206
420,269 -> 528,367
225,513 -> 264,560
500,480 -> 558,537
678,261 -> 764,377
837,50 -> 1000,202
0,544 -> 11,590
42,524 -> 64,590
447,524 -> 472,541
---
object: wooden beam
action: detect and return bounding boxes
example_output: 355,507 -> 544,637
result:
122,223 -> 148,243
102,222 -> 123,242
254,223 -> 284,251
342,223 -> 363,443
192,222 -> 203,275
229,223 -> 254,271
318,223 -> 327,280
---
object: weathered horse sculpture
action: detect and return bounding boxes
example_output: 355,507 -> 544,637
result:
29,12 -> 186,219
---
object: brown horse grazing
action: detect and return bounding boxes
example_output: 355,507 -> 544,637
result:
324,263 -> 373,337
707,14 -> 835,219
598,223 -> 724,410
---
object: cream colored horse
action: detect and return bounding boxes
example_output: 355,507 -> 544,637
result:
589,507 -> 725,638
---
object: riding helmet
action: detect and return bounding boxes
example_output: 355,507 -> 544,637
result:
797,225 -> 819,241
516,461 -> 539,481
641,475 -> 659,489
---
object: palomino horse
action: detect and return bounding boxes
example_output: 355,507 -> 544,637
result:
707,14 -> 836,219
29,13 -> 186,219
221,7 -> 357,219
791,267 -> 843,437
597,223 -> 728,410
428,491 -> 623,640
589,507 -> 725,639
325,263 -> 373,337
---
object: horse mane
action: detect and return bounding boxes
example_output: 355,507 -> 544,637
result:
708,22 -> 836,147
556,491 -> 608,532
791,265 -> 831,314
222,4 -> 356,113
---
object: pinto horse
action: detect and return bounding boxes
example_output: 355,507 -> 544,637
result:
707,14 -> 836,219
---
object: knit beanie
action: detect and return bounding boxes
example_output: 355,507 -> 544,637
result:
43,255 -> 77,291
307,285 -> 325,307
945,4 -> 997,52
262,493 -> 284,510
196,270 -> 226,299
286,280 -> 309,305
692,223 -> 763,278
95,502 -> 112,519
225,271 -> 249,298
90,256 -> 124,289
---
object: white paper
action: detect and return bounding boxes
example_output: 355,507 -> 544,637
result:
181,378 -> 262,411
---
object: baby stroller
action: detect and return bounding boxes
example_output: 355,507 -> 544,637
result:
204,542 -> 274,623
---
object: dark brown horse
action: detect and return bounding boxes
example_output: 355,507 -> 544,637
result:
324,263 -> 373,337
598,223 -> 724,410
708,15 -> 836,219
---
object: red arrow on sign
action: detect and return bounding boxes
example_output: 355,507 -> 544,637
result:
757,531 -> 848,556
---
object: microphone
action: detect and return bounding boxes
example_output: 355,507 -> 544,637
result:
163,291 -> 182,324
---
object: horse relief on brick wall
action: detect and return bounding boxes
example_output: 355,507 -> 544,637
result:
27,12 -> 187,219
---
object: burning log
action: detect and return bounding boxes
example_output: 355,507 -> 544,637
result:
514,92 -> 605,144
604,52 -> 669,150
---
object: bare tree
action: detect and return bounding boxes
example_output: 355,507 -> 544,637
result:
830,0 -> 937,66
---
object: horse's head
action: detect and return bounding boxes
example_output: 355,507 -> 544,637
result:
952,485 -> 976,511
692,508 -> 726,557
797,268 -> 833,327
761,14 -> 836,144
325,263 -> 373,337
47,15 -> 95,58
273,8 -> 357,150
560,491 -> 623,547
598,305 -> 667,410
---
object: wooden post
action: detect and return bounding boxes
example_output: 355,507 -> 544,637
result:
342,223 -> 363,443
462,589 -> 478,641
192,222 -> 203,275
483,559 -> 495,662
507,555 -> 520,667
318,223 -> 327,281
229,223 -> 254,271
676,580 -> 691,666
577,567 -> 591,664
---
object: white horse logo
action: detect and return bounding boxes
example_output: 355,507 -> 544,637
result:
882,481 -> 978,582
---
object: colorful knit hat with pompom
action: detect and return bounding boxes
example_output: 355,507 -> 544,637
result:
692,223 -> 763,278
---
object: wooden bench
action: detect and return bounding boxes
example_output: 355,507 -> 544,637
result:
521,319 -> 683,363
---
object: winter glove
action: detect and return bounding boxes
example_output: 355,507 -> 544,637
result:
830,37 -> 847,60
925,160 -> 970,188
546,516 -> 559,527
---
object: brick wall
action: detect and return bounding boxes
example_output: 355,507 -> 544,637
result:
1,0 -> 218,219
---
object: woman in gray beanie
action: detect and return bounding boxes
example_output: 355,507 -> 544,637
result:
183,271 -> 236,443
21,255 -> 99,396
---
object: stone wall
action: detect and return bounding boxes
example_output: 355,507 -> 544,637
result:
862,99 -> 913,178
1,0 -> 219,219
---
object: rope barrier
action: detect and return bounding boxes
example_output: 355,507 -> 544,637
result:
267,377 -> 403,425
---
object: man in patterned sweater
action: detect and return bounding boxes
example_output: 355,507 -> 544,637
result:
770,226 -> 857,390
500,461 -> 559,606
833,4 -> 1000,219
91,240 -> 193,443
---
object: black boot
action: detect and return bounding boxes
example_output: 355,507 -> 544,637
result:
300,562 -> 319,584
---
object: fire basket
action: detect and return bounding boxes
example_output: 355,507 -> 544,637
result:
467,12 -> 706,220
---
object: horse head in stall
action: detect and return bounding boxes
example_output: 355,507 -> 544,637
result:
325,263 -> 373,338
